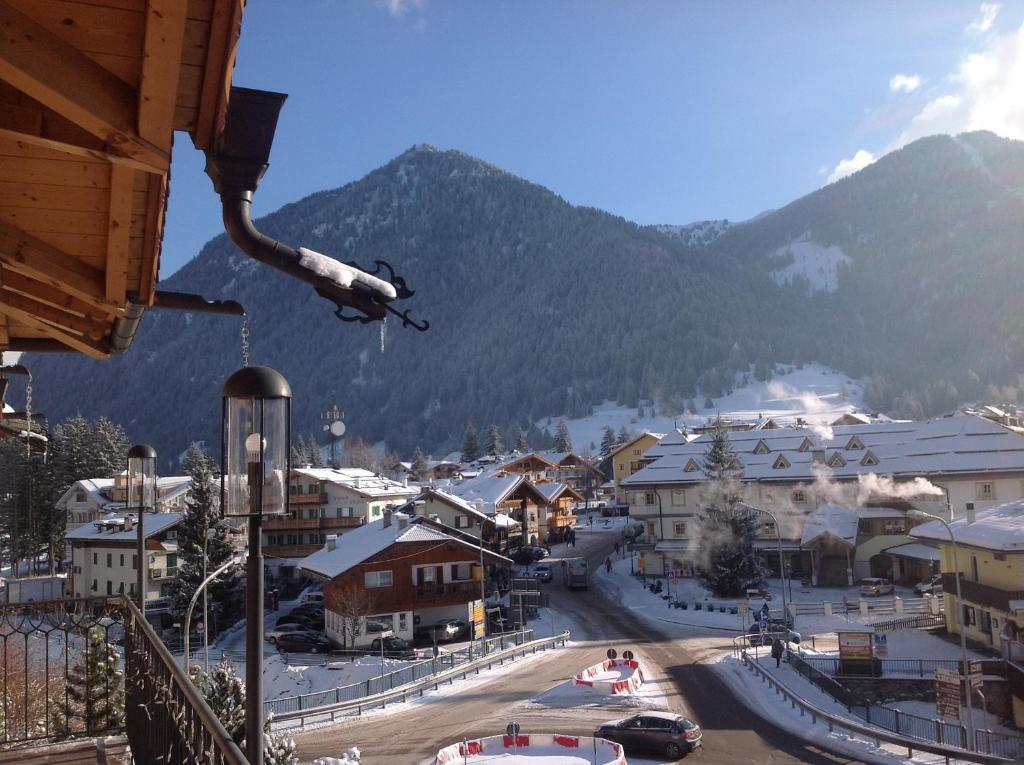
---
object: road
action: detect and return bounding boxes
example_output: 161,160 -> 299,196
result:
293,526 -> 866,765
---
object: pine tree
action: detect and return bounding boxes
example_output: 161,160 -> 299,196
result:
51,627 -> 124,736
483,424 -> 504,456
170,444 -> 238,621
553,420 -> 572,452
616,425 -> 631,444
514,428 -> 529,452
410,447 -> 429,481
264,728 -> 299,765
461,422 -> 480,463
599,426 -> 616,459
696,418 -> 765,597
291,435 -> 310,467
305,434 -> 324,468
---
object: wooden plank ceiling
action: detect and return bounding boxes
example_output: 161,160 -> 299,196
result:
0,0 -> 243,359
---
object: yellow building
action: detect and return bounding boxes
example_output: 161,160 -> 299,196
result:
609,432 -> 664,506
911,501 -> 1024,727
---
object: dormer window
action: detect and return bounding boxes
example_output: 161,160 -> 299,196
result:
798,438 -> 814,452
846,435 -> 865,451
684,458 -> 701,473
827,452 -> 847,468
860,450 -> 879,467
772,455 -> 791,470
753,440 -> 770,455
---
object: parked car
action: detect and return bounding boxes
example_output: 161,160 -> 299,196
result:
289,603 -> 324,616
513,547 -> 545,565
276,614 -> 323,630
914,573 -> 943,595
745,622 -> 801,646
265,623 -> 320,644
534,563 -> 553,582
860,577 -> 895,597
274,632 -> 332,654
595,711 -> 702,759
526,544 -> 550,559
300,590 -> 324,604
369,636 -> 418,659
421,619 -> 469,642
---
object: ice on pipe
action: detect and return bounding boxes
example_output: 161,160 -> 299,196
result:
297,248 -> 398,300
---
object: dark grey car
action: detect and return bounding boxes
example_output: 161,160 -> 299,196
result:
595,711 -> 702,759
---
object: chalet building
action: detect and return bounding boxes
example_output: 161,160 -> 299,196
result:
622,413 -> 1024,584
911,501 -> 1024,728
497,451 -> 604,499
608,432 -> 665,507
266,468 -> 417,575
298,512 -> 512,647
448,472 -> 551,545
535,482 -> 582,543
66,512 -> 182,626
400,487 -> 521,552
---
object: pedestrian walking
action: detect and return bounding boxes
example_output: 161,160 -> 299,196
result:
605,557 -> 612,573
771,637 -> 784,668
614,541 -> 620,557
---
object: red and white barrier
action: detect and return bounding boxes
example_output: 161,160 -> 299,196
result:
572,658 -> 644,695
434,734 -> 626,764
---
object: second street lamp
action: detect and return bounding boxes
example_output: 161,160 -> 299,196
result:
127,443 -> 156,615
222,366 -> 291,765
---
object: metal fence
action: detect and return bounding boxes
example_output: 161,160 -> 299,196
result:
870,613 -> 945,632
263,629 -> 535,716
794,651 -> 1006,679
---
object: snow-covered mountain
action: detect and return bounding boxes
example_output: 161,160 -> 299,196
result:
651,219 -> 731,248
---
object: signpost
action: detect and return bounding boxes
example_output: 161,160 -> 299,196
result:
379,628 -> 394,693
935,668 -> 962,721
738,601 -> 749,629
838,631 -> 875,675
872,633 -> 888,658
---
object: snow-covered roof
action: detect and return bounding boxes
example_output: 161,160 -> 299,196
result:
609,432 -> 665,460
57,476 -> 193,510
298,516 -> 509,579
66,511 -> 183,542
413,487 -> 490,522
492,513 -> 520,528
624,413 -> 1024,487
801,504 -> 858,547
910,499 -> 1024,552
884,542 -> 941,561
292,467 -> 416,499
536,482 -> 580,502
448,472 -> 525,513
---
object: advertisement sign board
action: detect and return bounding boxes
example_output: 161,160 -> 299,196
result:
872,633 -> 888,658
935,668 -> 962,720
838,632 -> 874,661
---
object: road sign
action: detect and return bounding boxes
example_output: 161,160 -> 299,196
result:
872,633 -> 888,658
759,620 -> 768,634
379,629 -> 394,639
622,650 -> 634,661
738,602 -> 749,617
667,572 -> 677,581
196,621 -> 204,635
970,661 -> 984,691
607,648 -> 618,660
506,722 -> 521,737
935,668 -> 962,720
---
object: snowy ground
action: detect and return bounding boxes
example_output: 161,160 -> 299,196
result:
881,700 -> 1016,738
538,362 -> 866,451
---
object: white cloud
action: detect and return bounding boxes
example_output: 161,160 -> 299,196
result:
966,2 -> 1000,34
375,0 -> 424,18
827,150 -> 876,183
889,73 -> 922,93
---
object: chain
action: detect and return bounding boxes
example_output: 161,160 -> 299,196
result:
23,372 -> 32,458
240,316 -> 250,368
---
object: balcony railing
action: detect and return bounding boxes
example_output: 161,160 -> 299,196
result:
415,581 -> 479,598
289,492 -> 328,505
264,516 -> 365,531
941,573 -> 1024,612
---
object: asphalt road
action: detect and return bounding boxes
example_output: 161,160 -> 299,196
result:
293,528 -> 866,765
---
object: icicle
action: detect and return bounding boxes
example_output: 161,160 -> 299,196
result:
379,315 -> 387,354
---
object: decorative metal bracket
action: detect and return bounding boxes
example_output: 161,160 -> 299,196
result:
317,257 -> 430,332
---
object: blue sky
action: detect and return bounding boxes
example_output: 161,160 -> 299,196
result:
160,1 -> 1024,277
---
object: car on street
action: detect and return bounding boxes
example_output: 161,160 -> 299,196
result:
420,619 -> 468,642
595,711 -> 702,759
276,613 -> 324,630
914,573 -> 943,595
860,577 -> 895,597
745,622 -> 801,646
512,547 -> 546,565
369,636 -> 418,659
264,623 -> 320,644
274,632 -> 332,653
533,563 -> 553,582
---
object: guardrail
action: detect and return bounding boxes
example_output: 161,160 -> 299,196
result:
739,648 -> 1016,764
271,630 -> 570,728
871,613 -> 945,632
794,651 -> 1007,679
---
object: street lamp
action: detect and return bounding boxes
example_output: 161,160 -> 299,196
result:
127,443 -> 156,615
184,551 -> 246,674
222,366 -> 291,765
908,508 -> 976,750
737,502 -> 788,630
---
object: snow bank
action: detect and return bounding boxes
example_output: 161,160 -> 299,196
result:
769,233 -> 851,294
434,734 -> 625,765
572,659 -> 644,695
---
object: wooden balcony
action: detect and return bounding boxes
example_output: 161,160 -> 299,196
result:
264,544 -> 322,558
942,573 -> 1024,612
263,516 -> 365,531
290,492 -> 328,505
415,581 -> 479,600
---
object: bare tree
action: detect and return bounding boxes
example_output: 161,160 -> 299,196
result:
332,583 -> 376,650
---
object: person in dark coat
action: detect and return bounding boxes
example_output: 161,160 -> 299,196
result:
771,637 -> 785,668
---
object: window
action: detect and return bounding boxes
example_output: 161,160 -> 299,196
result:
165,530 -> 177,541
106,553 -> 112,567
995,552 -> 1007,561
753,440 -> 770,455
883,519 -> 906,534
308,483 -> 317,493
632,448 -> 642,456
452,563 -> 472,580
963,605 -> 976,626
119,554 -> 124,567
166,554 -> 178,570
118,582 -> 124,594
673,521 -> 687,536
762,521 -> 777,536
976,482 -> 996,501
684,459 -> 700,473
399,613 -> 408,632
798,438 -> 813,452
365,570 -> 393,588
792,490 -> 806,503
75,490 -> 87,502
618,463 -> 625,471
91,579 -> 97,592
860,451 -> 879,467
828,452 -> 846,468
971,555 -> 979,581
846,436 -> 864,450
93,552 -> 98,565
106,581 -> 112,595
129,583 -> 136,595
644,492 -> 656,506
980,610 -> 992,634
671,489 -> 686,506
630,460 -> 643,472
455,516 -> 469,529
772,455 -> 790,469
365,614 -> 395,633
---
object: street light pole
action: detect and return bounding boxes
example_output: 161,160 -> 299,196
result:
184,553 -> 245,675
909,508 -> 976,750
738,502 -> 788,628
653,490 -> 671,601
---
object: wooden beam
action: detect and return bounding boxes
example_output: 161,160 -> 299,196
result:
0,292 -> 108,359
0,221 -> 125,317
138,0 -> 187,150
0,269 -> 104,321
0,1 -> 169,172
193,0 -> 243,151
136,171 -> 164,305
0,313 -> 8,347
105,164 -> 133,303
0,289 -> 106,340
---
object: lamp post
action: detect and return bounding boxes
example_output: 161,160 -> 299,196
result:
222,366 -> 291,765
184,552 -> 245,674
908,508 -> 975,750
737,502 -> 788,629
127,444 -> 156,615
